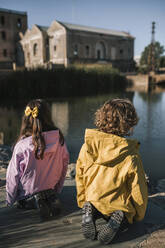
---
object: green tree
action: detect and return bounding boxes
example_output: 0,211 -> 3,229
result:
159,56 -> 165,68
140,41 -> 165,71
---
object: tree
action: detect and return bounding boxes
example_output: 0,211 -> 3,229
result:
159,56 -> 165,68
140,41 -> 165,71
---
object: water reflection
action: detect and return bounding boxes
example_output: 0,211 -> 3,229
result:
132,91 -> 165,180
133,92 -> 164,140
0,86 -> 165,180
52,102 -> 69,136
0,107 -> 21,145
50,93 -> 134,162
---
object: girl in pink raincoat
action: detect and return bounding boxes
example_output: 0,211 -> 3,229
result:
6,99 -> 69,220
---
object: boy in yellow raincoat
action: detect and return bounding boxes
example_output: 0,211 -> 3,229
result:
76,98 -> 148,245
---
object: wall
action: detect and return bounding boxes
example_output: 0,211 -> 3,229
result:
66,29 -> 134,71
48,21 -> 67,66
21,26 -> 47,69
0,9 -> 27,68
20,20 -> 134,71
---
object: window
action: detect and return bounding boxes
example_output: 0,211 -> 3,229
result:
17,18 -> 22,28
1,16 -> 5,25
85,45 -> 90,57
33,43 -> 38,56
3,49 -> 7,57
111,47 -> 116,60
96,42 -> 106,60
120,49 -> 123,54
97,50 -> 101,59
73,44 -> 78,56
1,31 -> 6,40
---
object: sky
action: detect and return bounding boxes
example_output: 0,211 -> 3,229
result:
0,0 -> 165,57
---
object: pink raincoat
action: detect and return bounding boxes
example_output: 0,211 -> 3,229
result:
6,130 -> 69,206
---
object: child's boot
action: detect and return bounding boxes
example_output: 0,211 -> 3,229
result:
48,196 -> 62,216
35,194 -> 51,221
82,201 -> 96,240
98,210 -> 124,245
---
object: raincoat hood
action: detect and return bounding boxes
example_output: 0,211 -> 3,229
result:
84,129 -> 139,166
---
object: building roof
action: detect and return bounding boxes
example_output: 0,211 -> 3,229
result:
36,25 -> 49,32
0,7 -> 27,16
59,21 -> 134,39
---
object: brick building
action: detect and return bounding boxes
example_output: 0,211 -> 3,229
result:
0,8 -> 27,69
21,20 -> 135,71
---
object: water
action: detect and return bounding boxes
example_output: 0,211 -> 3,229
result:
0,87 -> 165,180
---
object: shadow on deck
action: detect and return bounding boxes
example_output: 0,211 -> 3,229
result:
1,178 -> 165,248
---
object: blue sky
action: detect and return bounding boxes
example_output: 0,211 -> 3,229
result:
0,0 -> 165,56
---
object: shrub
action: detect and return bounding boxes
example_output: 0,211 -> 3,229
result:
0,66 -> 128,100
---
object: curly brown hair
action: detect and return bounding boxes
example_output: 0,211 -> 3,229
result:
94,98 -> 139,136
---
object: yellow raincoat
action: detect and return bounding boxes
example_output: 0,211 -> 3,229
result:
76,129 -> 148,224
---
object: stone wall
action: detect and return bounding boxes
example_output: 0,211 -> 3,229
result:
126,74 -> 149,85
21,25 -> 48,69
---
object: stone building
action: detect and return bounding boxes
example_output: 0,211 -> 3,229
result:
0,8 -> 27,69
20,25 -> 49,68
21,20 -> 135,71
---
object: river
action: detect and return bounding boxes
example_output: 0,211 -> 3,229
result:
0,85 -> 165,180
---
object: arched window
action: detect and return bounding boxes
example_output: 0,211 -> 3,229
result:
33,43 -> 38,56
53,37 -> 59,58
96,42 -> 106,59
85,45 -> 90,57
111,47 -> 116,60
73,44 -> 78,56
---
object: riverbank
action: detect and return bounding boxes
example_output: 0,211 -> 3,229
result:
0,66 -> 128,100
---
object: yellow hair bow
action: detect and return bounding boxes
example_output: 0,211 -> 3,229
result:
25,106 -> 39,118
